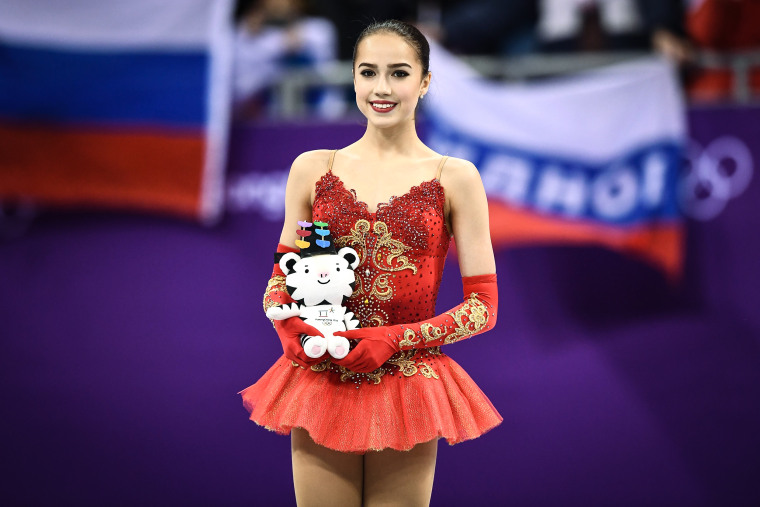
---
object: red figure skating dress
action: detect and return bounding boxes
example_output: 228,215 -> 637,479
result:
239,152 -> 502,453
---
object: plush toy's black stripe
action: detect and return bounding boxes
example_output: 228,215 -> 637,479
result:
274,252 -> 285,264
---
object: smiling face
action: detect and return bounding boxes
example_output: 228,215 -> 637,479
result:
353,32 -> 431,128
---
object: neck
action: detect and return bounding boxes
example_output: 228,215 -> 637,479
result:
356,118 -> 424,158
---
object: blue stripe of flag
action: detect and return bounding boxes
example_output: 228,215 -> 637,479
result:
0,42 -> 208,127
426,112 -> 683,226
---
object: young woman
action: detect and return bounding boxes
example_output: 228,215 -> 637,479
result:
240,20 -> 501,506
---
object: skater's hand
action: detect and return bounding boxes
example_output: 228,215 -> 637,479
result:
274,317 -> 324,368
332,328 -> 399,373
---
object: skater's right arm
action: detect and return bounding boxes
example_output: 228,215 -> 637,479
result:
266,150 -> 333,367
278,150 -> 333,247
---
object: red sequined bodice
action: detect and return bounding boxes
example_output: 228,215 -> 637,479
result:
312,170 -> 451,328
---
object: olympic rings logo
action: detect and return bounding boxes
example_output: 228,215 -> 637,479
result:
679,136 -> 754,221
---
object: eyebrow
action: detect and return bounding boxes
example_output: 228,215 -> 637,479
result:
357,62 -> 412,69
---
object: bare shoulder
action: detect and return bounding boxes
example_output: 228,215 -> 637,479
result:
289,149 -> 335,180
439,156 -> 483,194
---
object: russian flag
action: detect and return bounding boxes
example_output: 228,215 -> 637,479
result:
425,42 -> 686,278
0,0 -> 234,221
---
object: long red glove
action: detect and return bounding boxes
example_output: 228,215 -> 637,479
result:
264,243 -> 324,368
332,274 -> 498,373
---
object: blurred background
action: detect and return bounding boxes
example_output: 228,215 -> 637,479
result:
1,0 -> 759,505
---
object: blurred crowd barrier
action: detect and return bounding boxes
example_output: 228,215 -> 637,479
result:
251,49 -> 760,119
230,0 -> 760,119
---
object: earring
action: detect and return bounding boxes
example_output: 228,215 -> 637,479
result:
420,94 -> 425,100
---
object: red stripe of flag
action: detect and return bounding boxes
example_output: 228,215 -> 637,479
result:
0,123 -> 205,218
488,201 -> 683,281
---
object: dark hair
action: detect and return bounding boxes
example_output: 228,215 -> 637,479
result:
352,20 -> 430,78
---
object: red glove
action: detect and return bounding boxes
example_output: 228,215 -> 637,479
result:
332,274 -> 498,373
264,243 -> 324,368
329,331 -> 399,374
273,317 -> 325,368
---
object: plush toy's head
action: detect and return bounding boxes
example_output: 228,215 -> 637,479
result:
276,221 -> 359,306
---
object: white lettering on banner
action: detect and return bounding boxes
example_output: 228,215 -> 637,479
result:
592,165 -> 639,220
680,136 -> 754,221
226,170 -> 287,220
535,166 -> 586,216
642,152 -> 667,208
467,144 -> 674,223
433,130 -> 677,224
480,154 -> 532,205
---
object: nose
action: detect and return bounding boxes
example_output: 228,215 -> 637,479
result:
374,74 -> 391,95
319,271 -> 329,279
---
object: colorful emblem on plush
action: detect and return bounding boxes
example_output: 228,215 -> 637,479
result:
295,220 -> 312,250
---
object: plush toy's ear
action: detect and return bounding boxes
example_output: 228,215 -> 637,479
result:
279,252 -> 301,275
338,247 -> 360,270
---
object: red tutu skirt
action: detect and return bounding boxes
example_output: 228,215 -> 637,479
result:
239,347 -> 502,453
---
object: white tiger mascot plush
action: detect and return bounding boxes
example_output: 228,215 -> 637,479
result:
266,220 -> 360,359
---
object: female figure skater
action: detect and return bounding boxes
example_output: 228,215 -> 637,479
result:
240,19 -> 500,506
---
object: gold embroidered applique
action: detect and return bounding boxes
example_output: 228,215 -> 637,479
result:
368,314 -> 387,327
336,219 -> 418,326
264,275 -> 288,326
421,322 -> 447,343
398,328 -> 421,348
338,365 -> 386,385
418,361 -> 439,379
352,275 -> 365,300
369,274 -> 393,301
337,219 -> 371,264
386,350 -> 418,376
442,294 -> 489,344
394,296 -> 489,346
310,360 -> 330,372
397,323 -> 447,347
263,275 -> 287,313
372,221 -> 418,274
